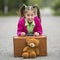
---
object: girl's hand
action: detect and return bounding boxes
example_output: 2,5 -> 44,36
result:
34,32 -> 39,36
21,32 -> 26,36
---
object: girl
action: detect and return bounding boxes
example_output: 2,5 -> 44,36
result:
17,4 -> 43,36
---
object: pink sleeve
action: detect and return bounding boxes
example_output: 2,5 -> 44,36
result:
34,16 -> 41,23
34,16 -> 43,35
17,17 -> 24,36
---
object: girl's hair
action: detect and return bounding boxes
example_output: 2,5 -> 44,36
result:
19,4 -> 25,17
33,4 -> 40,19
19,4 -> 41,19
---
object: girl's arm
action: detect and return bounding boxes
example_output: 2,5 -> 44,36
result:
37,20 -> 43,35
17,18 -> 23,36
35,16 -> 43,35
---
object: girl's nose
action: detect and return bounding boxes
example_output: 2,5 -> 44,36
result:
29,16 -> 31,18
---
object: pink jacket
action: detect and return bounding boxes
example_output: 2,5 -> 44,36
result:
17,16 -> 43,36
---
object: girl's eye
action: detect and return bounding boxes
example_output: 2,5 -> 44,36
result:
27,14 -> 30,16
31,14 -> 33,16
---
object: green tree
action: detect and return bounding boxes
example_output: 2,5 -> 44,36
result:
8,0 -> 28,11
27,0 -> 40,6
52,0 -> 60,11
0,0 -> 4,11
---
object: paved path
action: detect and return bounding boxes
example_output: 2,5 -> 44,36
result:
0,16 -> 60,60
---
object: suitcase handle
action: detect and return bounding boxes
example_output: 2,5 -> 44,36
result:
27,33 -> 33,36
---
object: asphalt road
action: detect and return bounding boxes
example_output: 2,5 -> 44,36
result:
0,16 -> 60,60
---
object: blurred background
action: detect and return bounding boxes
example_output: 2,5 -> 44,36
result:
0,0 -> 60,16
0,0 -> 60,60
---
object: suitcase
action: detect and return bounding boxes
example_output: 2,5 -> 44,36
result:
13,36 -> 47,57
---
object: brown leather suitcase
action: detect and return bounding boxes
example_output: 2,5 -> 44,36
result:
13,36 -> 47,57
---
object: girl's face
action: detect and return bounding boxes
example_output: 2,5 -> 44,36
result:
24,10 -> 35,23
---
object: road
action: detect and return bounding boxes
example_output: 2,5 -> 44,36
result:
0,16 -> 60,60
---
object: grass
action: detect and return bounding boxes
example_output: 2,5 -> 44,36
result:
54,11 -> 60,16
52,9 -> 60,16
0,9 -> 19,16
0,9 -> 60,16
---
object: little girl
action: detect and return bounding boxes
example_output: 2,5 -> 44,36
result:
17,4 -> 43,36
